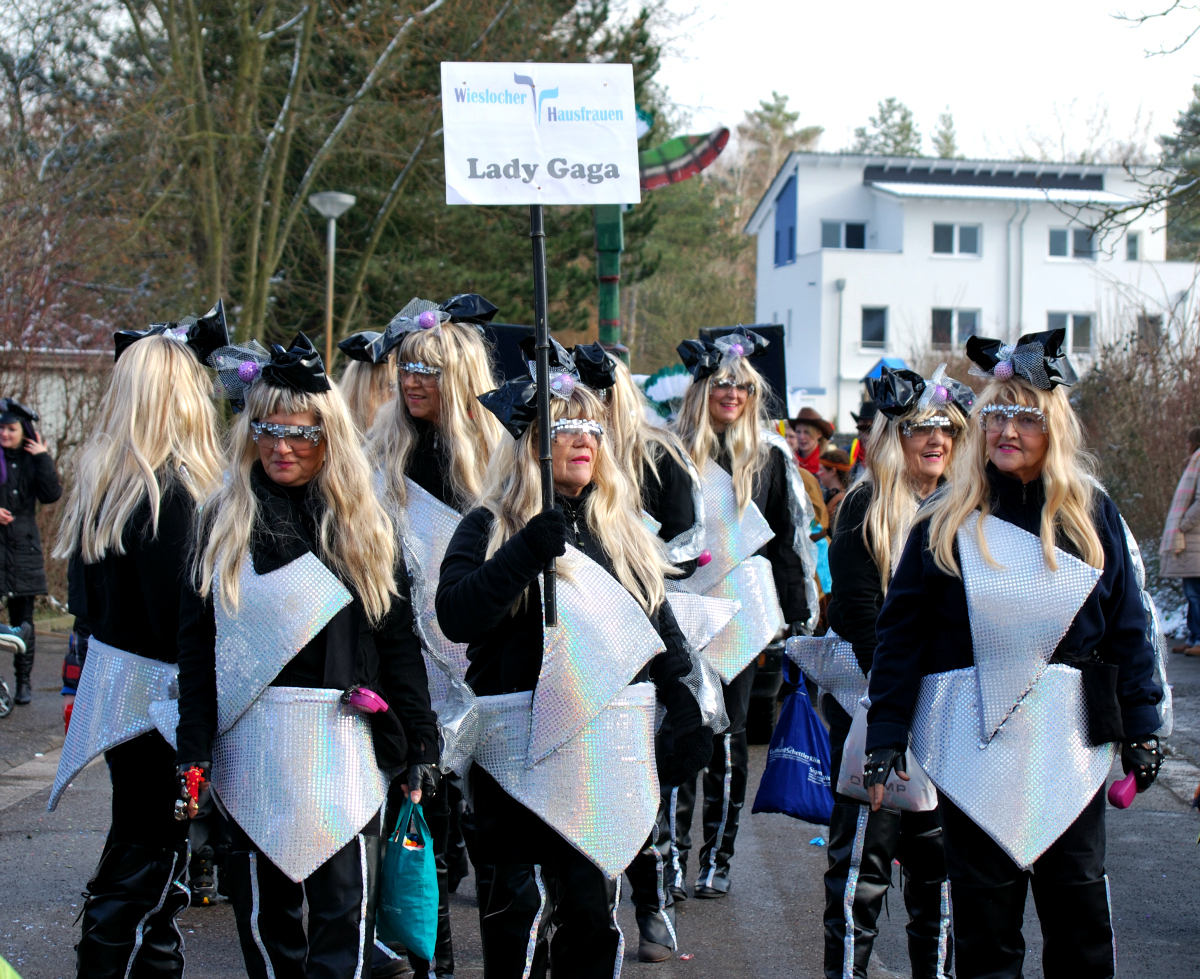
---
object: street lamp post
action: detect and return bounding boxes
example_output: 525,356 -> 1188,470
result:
308,191 -> 357,369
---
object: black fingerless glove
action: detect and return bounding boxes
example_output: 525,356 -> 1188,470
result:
862,746 -> 906,788
522,508 -> 568,563
1121,735 -> 1163,792
659,727 -> 713,787
408,763 -> 440,799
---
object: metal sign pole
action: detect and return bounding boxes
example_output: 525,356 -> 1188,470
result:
530,204 -> 556,626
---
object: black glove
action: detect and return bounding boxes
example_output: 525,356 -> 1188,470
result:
407,763 -> 440,799
659,727 -> 714,787
174,761 -> 212,821
521,508 -> 568,563
1121,735 -> 1163,792
862,746 -> 906,788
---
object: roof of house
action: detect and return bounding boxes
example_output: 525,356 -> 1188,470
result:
743,151 -> 1132,234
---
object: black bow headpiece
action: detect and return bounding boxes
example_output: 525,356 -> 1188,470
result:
209,332 -> 331,406
0,398 -> 39,426
439,293 -> 499,326
338,330 -> 398,365
570,342 -> 618,391
868,365 -> 975,419
477,375 -> 540,440
114,299 -> 230,364
965,329 -> 1077,389
677,327 -> 769,382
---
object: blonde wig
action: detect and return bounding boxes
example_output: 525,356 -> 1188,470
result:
605,354 -> 692,501
675,357 -> 773,513
55,336 -> 223,563
367,322 -> 504,512
860,403 -> 967,589
926,377 -> 1102,576
481,384 -> 673,614
339,355 -> 396,434
195,381 -> 398,624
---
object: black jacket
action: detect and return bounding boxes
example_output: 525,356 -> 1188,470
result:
825,483 -> 880,676
866,465 -> 1163,752
642,445 -> 698,580
0,449 -> 62,596
715,437 -> 809,624
175,464 -> 438,771
407,417 -> 461,512
435,487 -> 704,738
80,480 -> 195,665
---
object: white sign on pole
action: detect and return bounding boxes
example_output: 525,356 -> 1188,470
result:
441,62 -> 641,207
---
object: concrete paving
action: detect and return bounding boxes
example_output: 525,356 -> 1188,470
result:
3,638 -> 1199,977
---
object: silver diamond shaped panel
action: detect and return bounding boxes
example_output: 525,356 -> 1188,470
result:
49,640 -> 179,811
911,665 -> 1115,870
214,551 -> 352,735
664,592 -> 741,651
785,630 -> 866,719
695,557 -> 784,683
213,686 -> 388,883
475,683 -> 659,879
398,478 -> 471,687
528,546 -> 664,767
676,458 -> 774,596
957,512 -> 1100,742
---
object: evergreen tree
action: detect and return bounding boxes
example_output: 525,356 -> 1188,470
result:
728,91 -> 822,220
932,108 -> 961,159
851,97 -> 922,156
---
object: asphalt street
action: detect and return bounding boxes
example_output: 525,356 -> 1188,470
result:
3,635 -> 1200,978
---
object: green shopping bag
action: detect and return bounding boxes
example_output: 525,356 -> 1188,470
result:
377,797 -> 438,962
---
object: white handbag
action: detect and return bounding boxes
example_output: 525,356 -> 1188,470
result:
835,701 -> 939,812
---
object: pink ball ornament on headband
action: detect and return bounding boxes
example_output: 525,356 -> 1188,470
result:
549,372 -> 576,398
993,360 -> 1015,380
418,310 -> 440,329
237,361 -> 261,385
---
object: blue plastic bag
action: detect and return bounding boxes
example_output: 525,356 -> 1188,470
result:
377,797 -> 438,962
752,661 -> 834,824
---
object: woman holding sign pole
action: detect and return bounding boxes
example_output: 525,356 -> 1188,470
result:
669,327 -> 817,900
436,360 -> 713,979
864,331 -> 1164,979
811,364 -> 972,979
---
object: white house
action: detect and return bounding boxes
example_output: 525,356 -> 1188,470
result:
744,152 -> 1199,431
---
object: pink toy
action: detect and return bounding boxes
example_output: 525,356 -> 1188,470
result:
346,687 -> 390,714
697,550 -> 712,567
1107,770 -> 1137,809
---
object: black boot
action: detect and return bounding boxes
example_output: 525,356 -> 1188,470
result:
13,648 -> 32,705
410,843 -> 454,977
1031,877 -> 1115,979
626,828 -> 677,962
77,843 -> 188,979
189,845 -> 218,906
130,849 -> 191,978
822,803 -> 862,979
950,880 -> 1028,979
445,775 -> 470,895
225,849 -> 306,979
481,864 -> 551,979
694,730 -> 749,898
667,780 -> 695,902
899,813 -> 952,979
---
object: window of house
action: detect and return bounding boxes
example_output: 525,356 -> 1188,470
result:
932,223 -> 980,255
1137,312 -> 1163,353
1126,232 -> 1140,261
862,307 -> 887,348
931,308 -> 979,347
1049,229 -> 1069,257
774,176 -> 797,266
1048,312 -> 1094,353
1073,228 -> 1096,260
822,221 -> 866,249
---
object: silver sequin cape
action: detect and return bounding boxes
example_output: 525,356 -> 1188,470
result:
909,512 -> 1114,869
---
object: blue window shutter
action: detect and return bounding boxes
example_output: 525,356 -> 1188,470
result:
774,176 -> 797,266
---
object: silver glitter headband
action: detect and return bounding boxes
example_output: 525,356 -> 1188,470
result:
250,421 -> 323,444
550,418 -> 604,441
401,361 -> 442,376
978,403 -> 1047,432
900,414 -> 959,438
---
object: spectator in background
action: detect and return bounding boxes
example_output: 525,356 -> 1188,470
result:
0,398 -> 63,705
818,447 -> 852,530
848,401 -> 877,484
789,407 -> 833,475
1159,424 -> 1200,655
